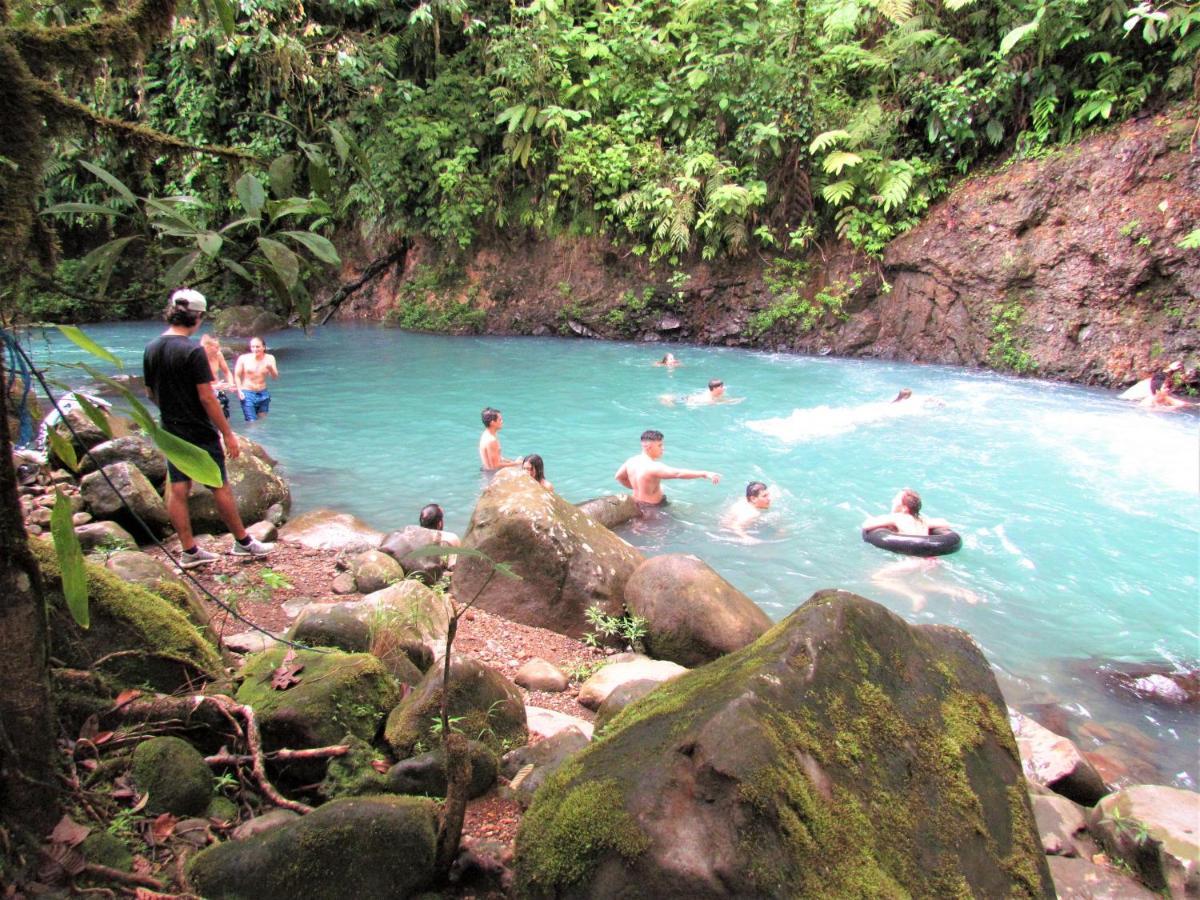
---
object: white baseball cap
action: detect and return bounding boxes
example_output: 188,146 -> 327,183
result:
170,288 -> 207,312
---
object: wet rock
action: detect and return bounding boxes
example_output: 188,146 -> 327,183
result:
575,494 -> 640,530
514,658 -> 569,692
1089,784 -> 1200,897
186,449 -> 290,536
264,502 -> 287,526
74,520 -> 137,553
1083,744 -> 1161,790
1032,793 -> 1090,856
387,741 -> 497,799
577,655 -> 688,711
278,508 -> 383,552
594,678 -> 662,731
501,727 -> 590,806
624,554 -> 772,667
453,468 -> 644,639
77,434 -> 166,486
1047,856 -> 1161,899
80,462 -> 169,538
1010,708 -> 1109,805
513,590 -> 1052,898
131,736 -> 214,816
348,549 -> 404,594
188,796 -> 437,900
1074,659 -> 1200,708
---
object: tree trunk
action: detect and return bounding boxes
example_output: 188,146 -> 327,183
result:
0,356 -> 58,846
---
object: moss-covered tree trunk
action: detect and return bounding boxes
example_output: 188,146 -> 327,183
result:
0,357 -> 58,847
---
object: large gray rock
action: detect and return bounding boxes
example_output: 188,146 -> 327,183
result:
287,606 -> 372,653
501,727 -> 590,806
513,590 -> 1053,899
80,462 -> 169,537
75,520 -> 137,553
1088,784 -> 1200,897
210,305 -> 287,339
278,508 -> 384,552
1032,793 -> 1090,857
387,741 -> 498,799
594,678 -> 662,732
54,407 -> 134,458
385,656 -> 527,758
380,525 -> 452,586
78,434 -> 166,486
575,494 -> 640,530
348,549 -> 405,594
1010,709 -> 1109,806
452,468 -> 645,638
515,658 -> 569,693
577,655 -> 687,711
1047,856 -> 1161,899
186,448 -> 290,535
188,796 -> 437,899
624,554 -> 773,667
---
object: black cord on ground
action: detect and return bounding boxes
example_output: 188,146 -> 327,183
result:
7,331 -> 321,654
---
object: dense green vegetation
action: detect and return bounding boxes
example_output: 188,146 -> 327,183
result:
1,0 -> 1195,320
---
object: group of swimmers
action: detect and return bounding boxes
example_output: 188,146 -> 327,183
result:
200,334 -> 279,422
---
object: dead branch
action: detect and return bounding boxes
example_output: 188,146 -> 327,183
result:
82,862 -> 165,890
308,243 -> 408,326
204,745 -> 349,766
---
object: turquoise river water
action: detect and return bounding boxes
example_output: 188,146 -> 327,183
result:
29,321 -> 1200,786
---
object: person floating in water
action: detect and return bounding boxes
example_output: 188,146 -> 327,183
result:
891,388 -> 913,403
200,334 -> 235,419
861,488 -> 950,536
654,352 -> 680,367
723,481 -> 771,534
661,378 -> 743,407
234,336 -> 278,421
614,429 -> 720,509
521,453 -> 554,492
479,407 -> 519,471
1140,382 -> 1190,410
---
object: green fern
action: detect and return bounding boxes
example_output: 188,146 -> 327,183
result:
822,151 -> 864,175
821,180 -> 856,205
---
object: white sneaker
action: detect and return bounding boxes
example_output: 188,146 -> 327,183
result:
231,537 -> 274,558
179,546 -> 219,569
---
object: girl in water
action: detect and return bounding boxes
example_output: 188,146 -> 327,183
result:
861,488 -> 949,536
522,454 -> 554,492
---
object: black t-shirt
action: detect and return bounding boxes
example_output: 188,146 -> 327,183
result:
143,334 -> 217,444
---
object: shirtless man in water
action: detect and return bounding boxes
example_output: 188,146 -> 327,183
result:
479,407 -> 519,470
234,337 -> 278,421
861,488 -> 949,536
724,481 -> 771,533
614,429 -> 720,508
199,334 -> 235,419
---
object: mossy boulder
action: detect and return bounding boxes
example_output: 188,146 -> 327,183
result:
103,550 -> 216,638
235,648 -> 400,770
624,554 -> 773,666
453,468 -> 645,638
318,734 -> 389,800
210,305 -> 287,339
187,795 -> 437,900
79,461 -> 169,538
80,831 -> 133,872
186,449 -> 290,536
387,740 -> 498,799
131,736 -> 214,816
347,549 -> 405,594
513,589 -> 1053,899
34,539 -> 222,693
385,656 -> 527,758
286,606 -> 372,653
74,520 -> 137,553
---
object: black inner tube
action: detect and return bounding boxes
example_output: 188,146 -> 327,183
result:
862,526 -> 962,557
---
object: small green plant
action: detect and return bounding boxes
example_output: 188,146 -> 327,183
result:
563,659 -> 605,683
747,260 -> 856,338
1102,810 -> 1153,845
1177,229 -> 1200,250
1118,219 -> 1141,238
213,772 -> 239,794
215,568 -> 291,607
988,300 -> 1038,374
430,714 -> 467,736
583,604 -> 648,653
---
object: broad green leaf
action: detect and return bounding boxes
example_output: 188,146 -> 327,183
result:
162,250 -> 201,287
822,151 -> 863,174
73,394 -> 113,440
42,202 -> 126,217
51,490 -> 89,628
944,0 -> 976,8
57,325 -> 123,367
268,198 -> 326,221
197,231 -> 223,258
219,216 -> 260,234
236,173 -> 266,219
220,256 -> 255,281
1000,19 -> 1039,55
279,230 -> 340,266
80,161 -> 137,206
307,156 -> 331,198
326,122 -> 351,164
150,425 -> 222,486
257,237 -> 300,288
79,236 -> 137,297
821,180 -> 856,205
269,153 -> 297,199
213,0 -> 236,36
46,428 -> 78,472
259,262 -> 293,310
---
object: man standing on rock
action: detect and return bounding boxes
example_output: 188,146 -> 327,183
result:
234,336 -> 279,421
479,407 -> 519,471
143,289 -> 274,568
615,429 -> 720,511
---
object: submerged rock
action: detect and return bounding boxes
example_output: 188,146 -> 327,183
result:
623,554 -> 772,667
453,468 -> 644,638
514,590 -> 1052,899
575,494 -> 640,530
188,795 -> 437,899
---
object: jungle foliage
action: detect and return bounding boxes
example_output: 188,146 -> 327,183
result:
2,0 -> 1196,319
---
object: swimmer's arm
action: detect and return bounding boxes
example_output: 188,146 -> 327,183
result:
614,463 -> 632,489
265,355 -> 279,379
233,357 -> 248,397
197,383 -> 240,458
861,513 -> 897,531
924,516 -> 951,530
654,463 -> 720,484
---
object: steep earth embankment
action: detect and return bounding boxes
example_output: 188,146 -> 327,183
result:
330,108 -> 1198,387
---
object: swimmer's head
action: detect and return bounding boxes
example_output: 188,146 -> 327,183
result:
419,503 -> 444,530
660,353 -> 677,364
522,453 -> 545,482
894,488 -> 922,518
746,481 -> 770,509
481,407 -> 502,428
893,388 -> 912,403
641,429 -> 664,458
708,379 -> 725,397
200,334 -> 220,350
249,336 -> 265,354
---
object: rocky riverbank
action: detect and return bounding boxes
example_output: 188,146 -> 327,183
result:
14,407 -> 1200,897
324,106 -> 1199,390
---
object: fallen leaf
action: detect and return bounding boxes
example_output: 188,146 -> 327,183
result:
77,714 -> 99,742
39,843 -> 85,881
114,688 -> 143,707
131,791 -> 150,813
149,812 -> 177,844
371,759 -> 391,774
79,758 -> 99,771
49,815 -> 90,847
135,890 -> 176,900
92,730 -> 115,745
132,855 -> 154,876
270,648 -> 304,690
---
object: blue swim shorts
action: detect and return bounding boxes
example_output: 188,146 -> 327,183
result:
240,389 -> 271,421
